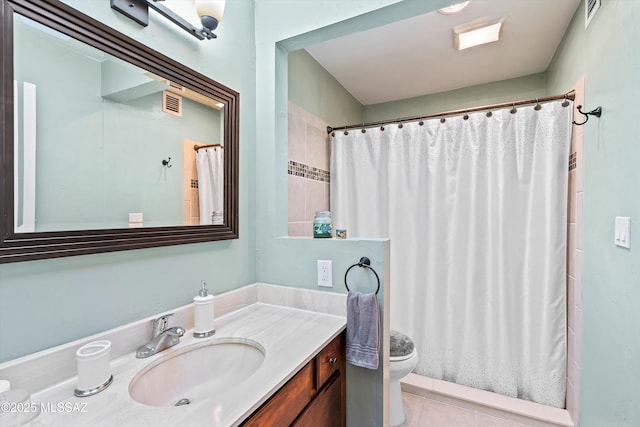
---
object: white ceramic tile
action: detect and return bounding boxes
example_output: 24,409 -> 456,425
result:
567,329 -> 575,385
288,175 -> 306,222
574,249 -> 582,298
567,223 -> 576,278
287,222 -> 307,237
401,374 -> 573,427
183,201 -> 190,225
570,368 -> 580,427
288,111 -> 306,163
399,393 -> 425,426
565,381 -> 575,422
477,412 -> 529,427
305,180 -> 329,220
567,276 -> 576,331
190,191 -> 199,217
288,101 -> 328,132
419,398 -> 477,426
305,123 -> 330,170
575,144 -> 583,193
567,171 -> 577,223
575,192 -> 583,251
574,308 -> 582,367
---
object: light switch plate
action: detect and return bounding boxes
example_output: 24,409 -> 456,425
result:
614,216 -> 631,248
129,212 -> 143,223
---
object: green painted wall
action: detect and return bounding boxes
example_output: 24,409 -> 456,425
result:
547,2 -> 640,426
0,0 -> 257,362
254,2 -> 453,425
288,49 -> 362,126
363,73 -> 547,122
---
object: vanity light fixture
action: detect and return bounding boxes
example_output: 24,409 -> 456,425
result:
453,18 -> 504,50
110,0 -> 225,40
438,1 -> 470,15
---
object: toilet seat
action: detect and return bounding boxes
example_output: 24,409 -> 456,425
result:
390,348 -> 417,362
390,330 -> 415,359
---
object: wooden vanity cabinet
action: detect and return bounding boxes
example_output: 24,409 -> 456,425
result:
241,332 -> 346,427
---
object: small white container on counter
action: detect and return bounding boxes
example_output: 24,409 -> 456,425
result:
74,340 -> 113,397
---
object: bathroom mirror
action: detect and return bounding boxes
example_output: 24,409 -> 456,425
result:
0,0 -> 239,263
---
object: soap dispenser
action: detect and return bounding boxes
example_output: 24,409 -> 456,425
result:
193,280 -> 215,338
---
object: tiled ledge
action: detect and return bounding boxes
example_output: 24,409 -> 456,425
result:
402,373 -> 575,427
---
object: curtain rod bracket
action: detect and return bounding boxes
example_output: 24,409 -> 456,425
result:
573,105 -> 602,126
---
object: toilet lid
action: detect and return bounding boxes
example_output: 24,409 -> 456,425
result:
390,330 -> 415,358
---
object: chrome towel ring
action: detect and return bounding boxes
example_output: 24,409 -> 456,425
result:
344,257 -> 380,295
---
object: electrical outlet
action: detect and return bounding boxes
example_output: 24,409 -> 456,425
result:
317,260 -> 333,287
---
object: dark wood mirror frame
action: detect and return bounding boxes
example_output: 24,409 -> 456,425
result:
0,0 -> 239,263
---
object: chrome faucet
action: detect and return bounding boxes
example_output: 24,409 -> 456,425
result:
136,313 -> 185,359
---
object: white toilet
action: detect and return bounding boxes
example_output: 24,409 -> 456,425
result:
389,330 -> 418,426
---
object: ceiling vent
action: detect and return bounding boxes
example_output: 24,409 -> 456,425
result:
585,0 -> 601,28
162,90 -> 182,116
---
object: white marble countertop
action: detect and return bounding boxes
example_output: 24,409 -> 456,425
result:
25,303 -> 346,427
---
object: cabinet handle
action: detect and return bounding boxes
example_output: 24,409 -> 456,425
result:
328,357 -> 338,365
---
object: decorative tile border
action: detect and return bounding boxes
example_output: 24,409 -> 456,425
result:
569,152 -> 577,172
288,160 -> 330,183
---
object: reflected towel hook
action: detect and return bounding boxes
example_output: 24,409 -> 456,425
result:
162,157 -> 172,168
573,105 -> 602,126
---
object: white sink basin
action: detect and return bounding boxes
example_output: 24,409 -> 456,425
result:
129,338 -> 265,407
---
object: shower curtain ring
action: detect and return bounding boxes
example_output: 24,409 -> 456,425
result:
510,103 -> 517,114
534,99 -> 542,111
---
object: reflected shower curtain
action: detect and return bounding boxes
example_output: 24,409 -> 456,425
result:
331,101 -> 572,407
196,147 -> 223,225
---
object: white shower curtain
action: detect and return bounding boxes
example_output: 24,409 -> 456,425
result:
331,100 -> 572,407
196,147 -> 223,225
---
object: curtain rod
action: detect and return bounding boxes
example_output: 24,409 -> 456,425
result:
326,90 -> 576,134
194,143 -> 223,152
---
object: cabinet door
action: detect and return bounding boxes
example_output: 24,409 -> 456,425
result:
316,334 -> 343,386
241,362 -> 315,427
292,373 -> 342,427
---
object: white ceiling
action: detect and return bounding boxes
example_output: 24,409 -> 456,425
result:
305,0 -> 581,105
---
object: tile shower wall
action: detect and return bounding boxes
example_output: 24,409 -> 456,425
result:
566,76 -> 584,425
183,140 -> 200,225
288,101 -> 331,237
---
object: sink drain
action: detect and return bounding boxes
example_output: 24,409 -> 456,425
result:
175,398 -> 191,406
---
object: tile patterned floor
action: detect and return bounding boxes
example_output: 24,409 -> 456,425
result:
398,392 -> 530,427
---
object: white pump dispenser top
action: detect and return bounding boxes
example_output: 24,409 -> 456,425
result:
199,281 -> 209,297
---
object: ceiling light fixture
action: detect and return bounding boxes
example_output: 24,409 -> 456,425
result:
110,0 -> 225,40
438,1 -> 470,15
453,18 -> 504,50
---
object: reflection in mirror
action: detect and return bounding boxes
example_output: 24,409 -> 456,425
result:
1,0 -> 239,263
13,16 -> 225,232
